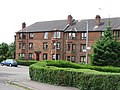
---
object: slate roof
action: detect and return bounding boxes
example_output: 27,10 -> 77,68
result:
18,17 -> 120,33
19,20 -> 68,33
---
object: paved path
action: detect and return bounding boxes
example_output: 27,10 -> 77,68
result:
0,65 -> 79,90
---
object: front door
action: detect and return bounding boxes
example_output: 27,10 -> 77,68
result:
36,53 -> 40,61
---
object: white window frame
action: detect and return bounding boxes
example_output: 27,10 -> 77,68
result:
80,56 -> 86,63
22,43 -> 26,49
81,32 -> 86,39
29,53 -> 33,60
52,54 -> 56,60
29,33 -> 34,38
43,42 -> 48,49
44,32 -> 48,39
56,42 -> 60,49
43,53 -> 47,60
72,33 -> 76,39
72,44 -> 76,51
53,31 -> 60,38
19,53 -> 25,58
116,31 -> 120,37
68,33 -> 72,39
57,54 -> 60,60
29,43 -> 33,49
81,44 -> 86,52
71,56 -> 75,62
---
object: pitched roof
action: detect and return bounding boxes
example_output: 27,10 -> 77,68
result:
18,17 -> 120,33
66,18 -> 120,32
19,20 -> 68,32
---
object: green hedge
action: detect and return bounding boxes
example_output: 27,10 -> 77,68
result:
46,60 -> 82,68
17,60 -> 38,66
29,60 -> 120,90
43,60 -> 120,73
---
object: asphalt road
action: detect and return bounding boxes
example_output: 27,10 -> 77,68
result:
0,65 -> 29,90
0,65 -> 79,90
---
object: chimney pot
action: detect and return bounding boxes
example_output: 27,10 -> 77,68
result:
22,22 -> 26,29
95,15 -> 101,18
95,15 -> 101,26
67,15 -> 73,25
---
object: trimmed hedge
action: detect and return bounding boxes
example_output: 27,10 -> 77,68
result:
29,60 -> 120,90
17,60 -> 38,66
46,60 -> 82,68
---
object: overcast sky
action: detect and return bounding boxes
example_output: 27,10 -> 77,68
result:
0,0 -> 120,44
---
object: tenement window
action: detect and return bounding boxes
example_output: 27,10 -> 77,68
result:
19,53 -> 25,59
29,43 -> 33,49
44,32 -> 48,39
68,32 -> 76,39
43,42 -> 48,49
29,53 -> 33,60
53,31 -> 60,38
67,56 -> 70,61
19,33 -> 26,39
52,54 -> 60,60
81,44 -> 86,52
71,56 -> 75,62
53,42 -> 61,49
43,53 -> 47,60
80,56 -> 86,63
81,32 -> 86,39
116,31 -> 120,37
29,33 -> 34,39
19,43 -> 21,49
72,44 -> 76,51
68,44 -> 71,51
56,42 -> 60,49
22,43 -> 26,49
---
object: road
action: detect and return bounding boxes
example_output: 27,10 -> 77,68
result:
0,65 -> 79,90
0,65 -> 29,90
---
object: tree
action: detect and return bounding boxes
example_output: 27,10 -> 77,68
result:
91,26 -> 120,66
0,42 -> 9,60
0,42 -> 16,62
7,42 -> 16,59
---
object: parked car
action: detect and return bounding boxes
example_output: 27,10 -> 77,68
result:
1,59 -> 18,67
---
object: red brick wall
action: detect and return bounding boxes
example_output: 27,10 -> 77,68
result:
15,31 -> 101,63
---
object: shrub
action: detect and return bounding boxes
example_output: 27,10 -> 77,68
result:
29,60 -> 120,90
45,60 -> 82,69
17,60 -> 38,66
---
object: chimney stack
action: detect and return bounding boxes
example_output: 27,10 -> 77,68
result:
67,15 -> 73,25
22,22 -> 26,29
95,15 -> 101,26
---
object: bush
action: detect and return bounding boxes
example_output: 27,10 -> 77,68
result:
29,60 -> 120,90
45,60 -> 82,69
17,60 -> 38,66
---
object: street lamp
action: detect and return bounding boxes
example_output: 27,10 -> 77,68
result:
85,21 -> 88,64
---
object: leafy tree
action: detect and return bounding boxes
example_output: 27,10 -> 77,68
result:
0,42 -> 9,60
7,42 -> 16,59
0,42 -> 16,62
91,26 -> 120,66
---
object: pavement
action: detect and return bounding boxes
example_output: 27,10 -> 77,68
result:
11,79 -> 79,90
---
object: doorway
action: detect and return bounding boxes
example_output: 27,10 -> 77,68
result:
36,53 -> 40,61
